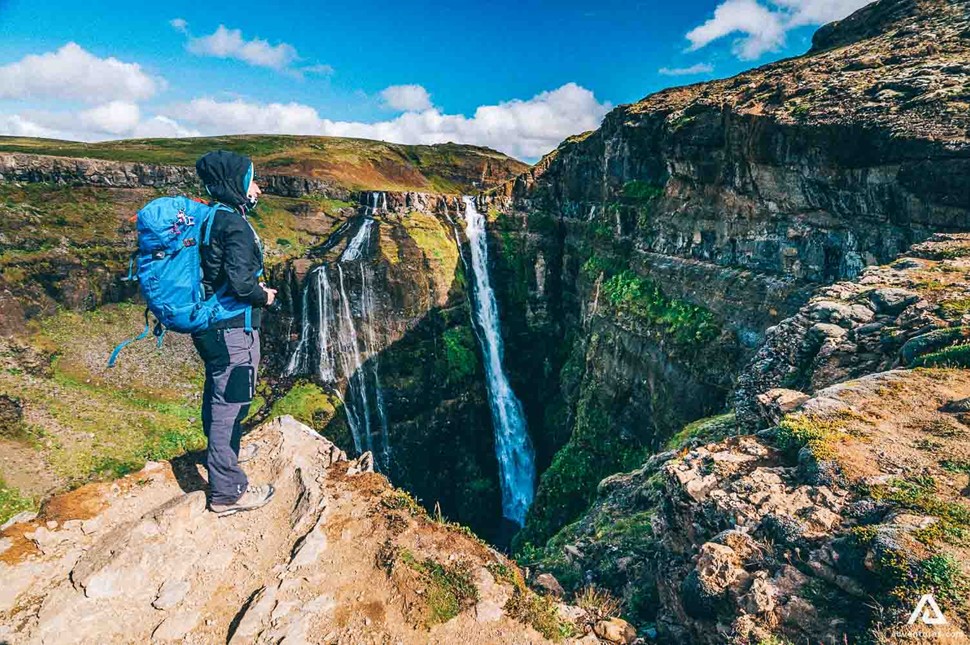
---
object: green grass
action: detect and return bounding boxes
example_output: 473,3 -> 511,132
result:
942,458 -> 970,474
912,342 -> 970,368
869,476 -> 970,545
601,270 -> 720,346
505,587 -> 576,641
268,381 -> 339,429
0,303 -> 207,485
0,135 -> 528,193
386,547 -> 479,627
440,325 -> 479,384
516,372 -> 651,551
665,412 -> 736,450
775,411 -> 866,462
0,476 -> 35,526
621,180 -> 663,206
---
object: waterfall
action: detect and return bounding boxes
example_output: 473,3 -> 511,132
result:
281,215 -> 390,467
365,191 -> 386,216
336,263 -> 371,455
359,263 -> 391,465
341,219 -> 374,262
284,273 -> 312,376
461,196 -> 535,526
314,267 -> 337,383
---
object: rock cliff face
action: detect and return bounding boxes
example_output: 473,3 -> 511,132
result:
490,0 -> 970,552
0,152 -> 353,199
529,234 -> 970,642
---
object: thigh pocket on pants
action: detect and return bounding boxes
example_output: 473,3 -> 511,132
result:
225,365 -> 255,403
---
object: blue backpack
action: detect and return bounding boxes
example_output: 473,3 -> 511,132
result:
107,196 -> 254,367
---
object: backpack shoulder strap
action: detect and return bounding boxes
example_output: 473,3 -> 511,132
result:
107,307 -> 153,368
203,203 -> 236,247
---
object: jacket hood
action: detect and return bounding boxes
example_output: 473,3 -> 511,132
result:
195,150 -> 254,208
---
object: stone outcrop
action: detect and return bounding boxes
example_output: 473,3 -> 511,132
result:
0,152 -> 355,200
736,232 -> 970,428
0,416 -> 612,644
533,361 -> 970,642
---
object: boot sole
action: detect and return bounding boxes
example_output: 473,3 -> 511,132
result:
210,489 -> 275,517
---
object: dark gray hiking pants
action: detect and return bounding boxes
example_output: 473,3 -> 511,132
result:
192,328 -> 260,505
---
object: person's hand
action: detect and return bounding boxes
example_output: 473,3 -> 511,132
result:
262,285 -> 277,306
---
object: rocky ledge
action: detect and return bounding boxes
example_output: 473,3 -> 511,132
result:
737,232 -> 970,428
527,232 -> 970,642
0,416 -> 635,644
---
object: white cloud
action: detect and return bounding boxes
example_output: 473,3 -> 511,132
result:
180,23 -> 304,73
685,0 -> 871,60
0,114 -> 60,139
170,17 -> 188,33
0,105 -> 200,142
131,116 -> 201,139
0,43 -> 162,103
79,101 -> 141,135
164,83 -> 611,161
658,63 -> 715,76
380,84 -> 434,112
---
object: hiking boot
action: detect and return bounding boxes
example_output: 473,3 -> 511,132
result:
238,443 -> 260,464
209,484 -> 275,516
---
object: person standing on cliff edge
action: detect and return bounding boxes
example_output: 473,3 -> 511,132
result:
193,150 -> 277,516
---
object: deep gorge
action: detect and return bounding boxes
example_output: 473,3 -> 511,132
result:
4,1 -> 970,640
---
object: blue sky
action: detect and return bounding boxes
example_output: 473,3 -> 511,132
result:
0,0 -> 871,161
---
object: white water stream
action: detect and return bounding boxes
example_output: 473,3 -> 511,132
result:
461,196 -> 535,526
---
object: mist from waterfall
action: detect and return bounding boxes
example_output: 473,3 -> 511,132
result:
461,196 -> 535,526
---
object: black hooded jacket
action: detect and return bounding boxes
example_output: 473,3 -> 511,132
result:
195,150 -> 267,330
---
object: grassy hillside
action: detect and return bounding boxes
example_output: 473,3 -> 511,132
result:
0,135 -> 529,193
0,181 -> 355,335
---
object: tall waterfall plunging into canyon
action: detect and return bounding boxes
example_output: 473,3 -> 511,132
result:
283,216 -> 390,467
461,197 -> 536,526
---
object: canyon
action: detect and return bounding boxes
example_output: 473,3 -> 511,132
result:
2,0 -> 970,642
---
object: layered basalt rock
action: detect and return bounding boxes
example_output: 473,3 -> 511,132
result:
496,0 -> 970,549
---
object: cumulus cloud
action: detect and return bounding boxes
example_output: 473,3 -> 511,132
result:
0,42 -> 162,103
380,85 -> 434,112
0,104 -> 200,142
658,63 -> 715,76
685,0 -> 871,59
185,25 -> 298,70
164,83 -> 611,160
174,22 -> 330,76
79,101 -> 141,135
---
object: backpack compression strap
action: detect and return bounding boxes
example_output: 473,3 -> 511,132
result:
107,307 -> 153,368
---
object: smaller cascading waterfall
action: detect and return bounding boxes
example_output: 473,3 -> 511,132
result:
341,219 -> 374,262
460,196 -> 536,526
336,262 -> 371,455
284,273 -> 312,376
314,267 -> 337,385
282,216 -> 390,466
359,263 -> 391,465
365,191 -> 386,216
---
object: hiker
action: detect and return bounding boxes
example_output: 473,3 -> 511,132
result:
193,150 -> 277,515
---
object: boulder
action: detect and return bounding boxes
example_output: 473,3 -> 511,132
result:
534,572 -> 565,598
593,617 -> 637,643
868,288 -> 920,314
756,389 -> 811,426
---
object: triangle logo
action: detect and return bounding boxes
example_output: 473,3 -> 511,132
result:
908,594 -> 948,626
